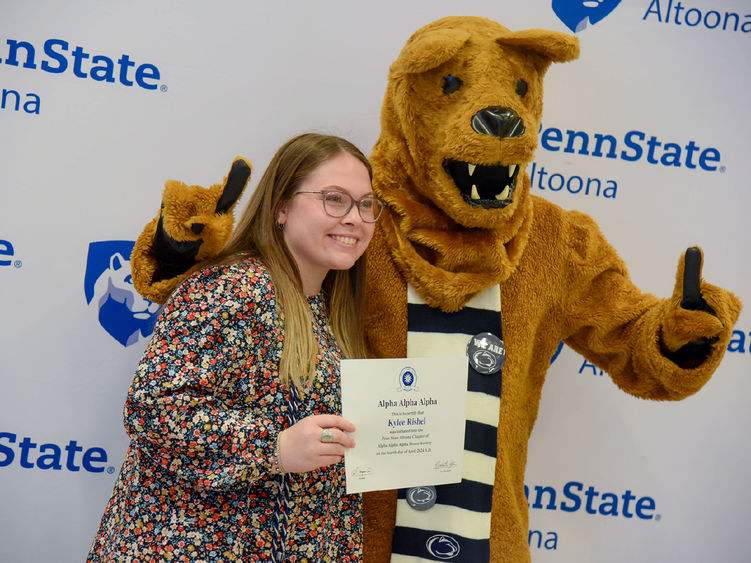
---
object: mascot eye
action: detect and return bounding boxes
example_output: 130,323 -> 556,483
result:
442,74 -> 463,94
516,79 -> 528,98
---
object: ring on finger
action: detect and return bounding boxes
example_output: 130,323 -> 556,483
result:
321,428 -> 334,443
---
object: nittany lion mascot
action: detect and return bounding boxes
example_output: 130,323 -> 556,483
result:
131,17 -> 741,562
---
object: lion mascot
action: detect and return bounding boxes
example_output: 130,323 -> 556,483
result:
131,17 -> 741,562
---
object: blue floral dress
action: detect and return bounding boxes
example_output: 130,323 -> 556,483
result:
87,258 -> 362,562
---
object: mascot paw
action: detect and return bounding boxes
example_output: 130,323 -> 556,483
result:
661,247 -> 742,368
131,157 -> 252,304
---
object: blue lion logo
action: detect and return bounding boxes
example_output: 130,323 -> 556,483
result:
426,534 -> 461,560
84,241 -> 161,347
552,0 -> 622,32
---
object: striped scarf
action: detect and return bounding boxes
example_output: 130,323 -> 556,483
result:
390,285 -> 502,562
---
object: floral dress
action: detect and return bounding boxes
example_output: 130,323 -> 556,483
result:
87,258 -> 362,562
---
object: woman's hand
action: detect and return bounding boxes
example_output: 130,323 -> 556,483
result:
277,414 -> 356,473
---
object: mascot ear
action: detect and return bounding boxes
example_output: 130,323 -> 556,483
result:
393,27 -> 471,74
497,29 -> 580,72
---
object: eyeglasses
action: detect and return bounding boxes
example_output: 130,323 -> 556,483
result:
294,190 -> 385,223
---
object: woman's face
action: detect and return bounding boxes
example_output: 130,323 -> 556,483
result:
277,151 -> 375,295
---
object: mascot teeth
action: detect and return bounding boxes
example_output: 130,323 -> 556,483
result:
442,159 -> 521,209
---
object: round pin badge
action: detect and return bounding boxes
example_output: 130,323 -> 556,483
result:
467,332 -> 506,375
406,485 -> 437,511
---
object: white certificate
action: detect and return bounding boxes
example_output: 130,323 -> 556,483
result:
341,356 -> 468,494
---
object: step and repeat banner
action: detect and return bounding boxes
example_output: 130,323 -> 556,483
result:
1,1 -> 748,561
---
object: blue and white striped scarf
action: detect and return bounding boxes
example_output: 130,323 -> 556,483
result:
390,285 -> 502,562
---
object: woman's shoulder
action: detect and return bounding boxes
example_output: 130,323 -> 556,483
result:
169,256 -> 276,309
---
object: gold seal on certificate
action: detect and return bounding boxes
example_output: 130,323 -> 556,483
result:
340,356 -> 468,494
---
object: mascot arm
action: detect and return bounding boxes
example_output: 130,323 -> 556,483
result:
131,158 -> 252,304
561,213 -> 741,400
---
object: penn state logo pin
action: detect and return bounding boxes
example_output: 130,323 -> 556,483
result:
467,332 -> 506,375
426,533 -> 461,559
406,485 -> 437,511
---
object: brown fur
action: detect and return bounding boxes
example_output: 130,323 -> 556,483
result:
361,17 -> 741,562
131,16 -> 741,562
131,157 -> 252,303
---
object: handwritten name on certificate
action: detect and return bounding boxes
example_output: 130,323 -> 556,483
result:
341,357 -> 468,494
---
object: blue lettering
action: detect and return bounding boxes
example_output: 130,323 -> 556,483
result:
592,133 -> 617,158
699,147 -> 720,171
540,126 -> 563,151
24,92 -> 40,114
563,130 -> 590,155
1,89 -> 20,111
36,444 -> 63,470
82,447 -> 108,472
539,125 -> 722,172
71,45 -> 90,78
3,40 -> 36,68
685,8 -> 702,27
0,90 -> 40,115
1,37 -> 163,91
599,492 -> 619,515
560,481 -> 583,512
41,39 -> 69,73
530,163 -> 618,200
621,130 -> 644,162
18,436 -> 37,468
0,432 -> 109,473
621,489 -> 636,518
643,0 -> 751,33
528,529 -> 543,548
530,480 -> 658,520
90,55 -> 116,83
578,359 -> 605,376
635,496 -> 656,519
643,0 -> 663,22
0,432 -> 16,466
660,142 -> 682,167
135,63 -> 160,90
65,440 -> 83,471
117,54 -> 135,86
0,240 -> 14,266
684,140 -> 699,169
531,485 -> 557,509
727,330 -> 747,354
584,485 -> 600,514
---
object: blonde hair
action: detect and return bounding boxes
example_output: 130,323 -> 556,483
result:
219,133 -> 372,387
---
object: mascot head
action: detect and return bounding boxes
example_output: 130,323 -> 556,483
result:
370,17 -> 579,308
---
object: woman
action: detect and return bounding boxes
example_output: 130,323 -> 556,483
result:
88,133 -> 383,561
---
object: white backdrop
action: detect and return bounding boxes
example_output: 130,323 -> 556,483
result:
1,1 -> 749,562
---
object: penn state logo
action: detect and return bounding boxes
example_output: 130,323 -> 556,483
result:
552,0 -> 622,32
467,332 -> 505,375
426,534 -> 461,560
399,366 -> 418,391
406,485 -> 437,511
84,241 -> 161,347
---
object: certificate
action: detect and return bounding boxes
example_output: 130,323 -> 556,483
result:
341,356 -> 468,494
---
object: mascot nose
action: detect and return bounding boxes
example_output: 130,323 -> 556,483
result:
471,107 -> 525,138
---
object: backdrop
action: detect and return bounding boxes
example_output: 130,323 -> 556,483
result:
1,1 -> 749,561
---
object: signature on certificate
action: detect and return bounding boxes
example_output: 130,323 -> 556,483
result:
353,466 -> 374,479
433,459 -> 457,472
